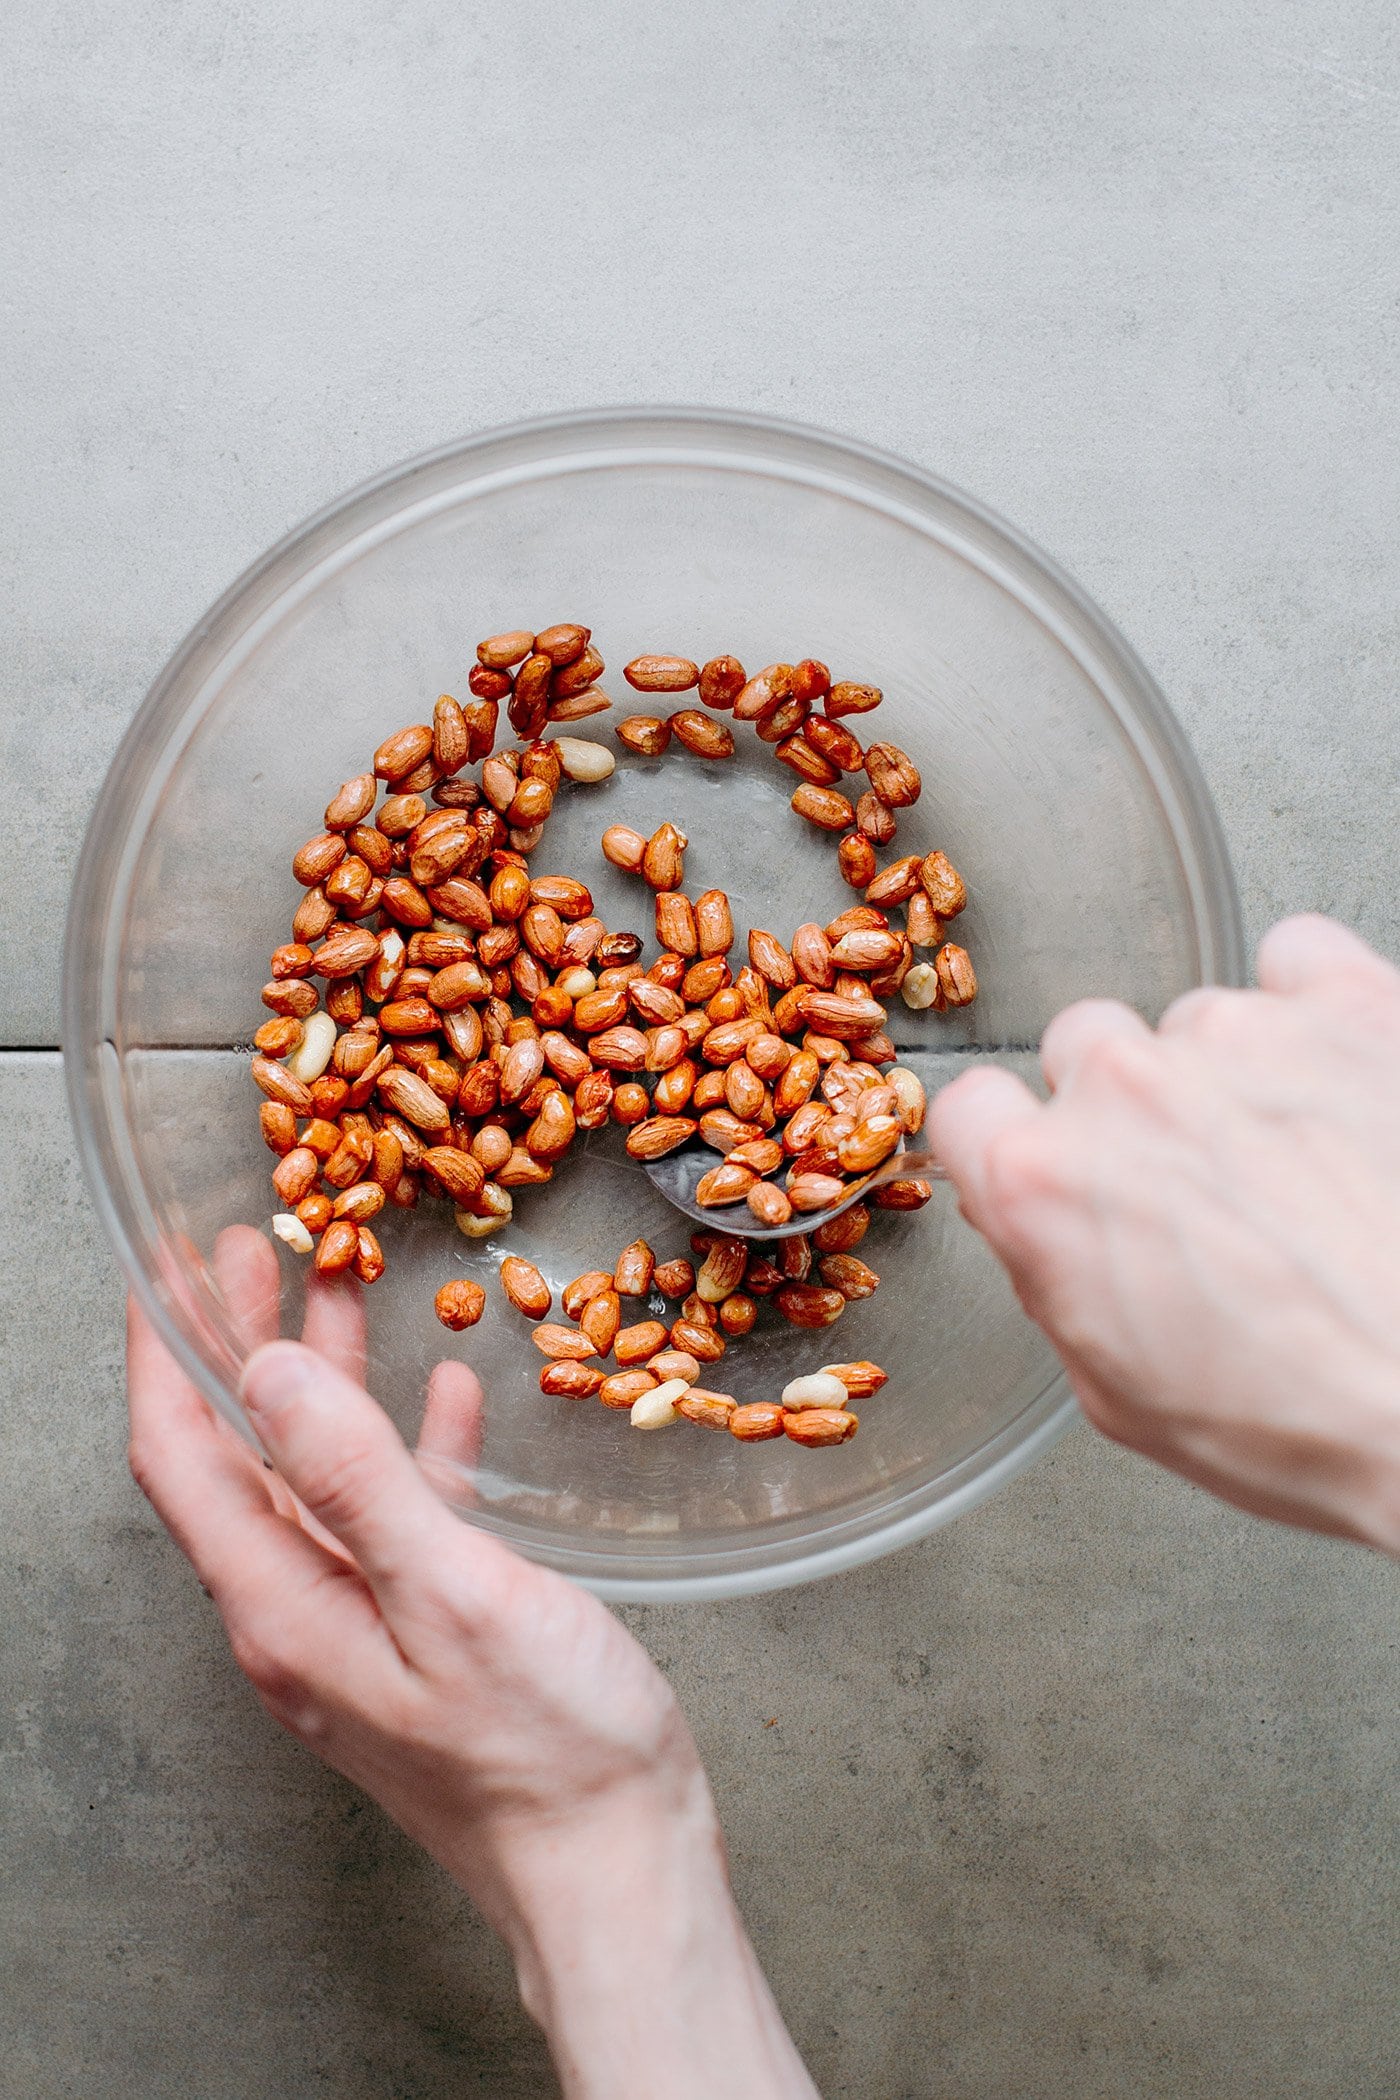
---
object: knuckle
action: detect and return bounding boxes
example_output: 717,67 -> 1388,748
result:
228,1622 -> 330,1744
1077,1026 -> 1160,1096
1160,986 -> 1243,1041
228,1620 -> 293,1699
296,1440 -> 380,1532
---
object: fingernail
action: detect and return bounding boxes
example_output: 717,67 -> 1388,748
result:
241,1341 -> 316,1416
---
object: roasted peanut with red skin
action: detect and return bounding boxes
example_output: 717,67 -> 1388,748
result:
500,1256 -> 551,1320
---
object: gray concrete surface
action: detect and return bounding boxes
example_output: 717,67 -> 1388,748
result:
3,1 -> 1398,2094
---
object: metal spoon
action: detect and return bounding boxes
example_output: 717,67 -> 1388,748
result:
643,1140 -> 946,1242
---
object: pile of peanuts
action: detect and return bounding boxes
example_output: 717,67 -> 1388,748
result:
251,622 -> 977,1446
439,1234 -> 885,1444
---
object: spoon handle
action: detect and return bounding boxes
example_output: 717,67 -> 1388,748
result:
869,1148 -> 946,1185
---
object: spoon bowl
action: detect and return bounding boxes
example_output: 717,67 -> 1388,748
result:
643,1140 -> 946,1240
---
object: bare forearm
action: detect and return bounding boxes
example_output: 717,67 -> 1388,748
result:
507,1787 -> 820,2100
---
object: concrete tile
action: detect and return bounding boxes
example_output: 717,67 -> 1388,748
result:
3,1054 -> 1397,2097
5,0 -> 1400,1037
5,0 -> 1400,2089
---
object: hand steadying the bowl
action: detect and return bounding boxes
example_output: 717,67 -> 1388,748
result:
128,1235 -> 819,2100
127,912 -> 1400,2097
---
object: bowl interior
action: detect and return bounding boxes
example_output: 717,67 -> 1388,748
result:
68,413 -> 1240,1596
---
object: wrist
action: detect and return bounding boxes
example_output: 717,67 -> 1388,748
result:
502,1772 -> 817,2100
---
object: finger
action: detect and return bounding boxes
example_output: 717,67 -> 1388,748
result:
1156,984 -> 1243,1036
213,1224 -> 282,1353
301,1268 -> 368,1383
208,1234 -> 367,1564
926,1065 -> 1042,1224
1039,998 -> 1152,1093
240,1340 -> 462,1616
127,1294 -> 321,1594
1256,913 -> 1399,998
417,1359 -> 485,1495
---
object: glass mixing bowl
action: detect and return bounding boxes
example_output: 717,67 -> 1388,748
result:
64,408 -> 1242,1599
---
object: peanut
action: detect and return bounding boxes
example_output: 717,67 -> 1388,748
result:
747,1181 -> 794,1228
580,1289 -> 622,1355
558,1270 -> 611,1320
315,1218 -> 360,1275
698,656 -> 747,709
729,1402 -> 785,1441
601,823 -> 647,873
774,1283 -> 846,1328
811,1362 -> 883,1402
614,1239 -> 656,1296
864,742 -> 922,807
624,656 -> 700,692
818,1254 -> 880,1300
747,928 -> 796,990
373,724 -> 434,782
541,1361 -> 606,1398
775,734 -> 839,787
718,1293 -> 758,1336
435,1278 -> 487,1330
782,1407 -> 859,1446
534,623 -> 590,666
477,630 -> 535,669
617,715 -> 672,757
647,1350 -> 701,1384
900,962 -> 940,1011
669,709 -> 734,759
934,943 -> 978,1006
642,822 -> 688,890
654,892 -> 698,956
500,1256 -> 551,1320
693,889 -> 734,958
780,1371 -> 850,1410
813,1203 -> 870,1253
733,663 -> 796,722
552,736 -> 615,783
614,1320 -> 670,1366
630,1378 -> 688,1428
871,1178 -> 933,1210
787,1172 -> 847,1213
270,1145 -> 319,1206
599,1370 -> 658,1411
271,1213 -> 314,1255
695,1236 -> 747,1302
531,1323 -> 599,1361
669,1318 -> 726,1363
838,833 -> 877,887
695,1160 -> 757,1208
677,1389 -> 736,1430
791,783 -> 855,832
552,683 -> 620,725
856,791 -> 898,845
824,681 -> 882,718
805,715 -> 864,771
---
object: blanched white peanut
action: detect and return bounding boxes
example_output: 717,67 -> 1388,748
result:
271,1212 -> 314,1254
284,1008 -> 337,1083
900,963 -> 940,1011
779,1371 -> 850,1411
552,737 -> 616,784
630,1377 -> 689,1429
887,1065 -> 927,1134
454,1187 -> 513,1238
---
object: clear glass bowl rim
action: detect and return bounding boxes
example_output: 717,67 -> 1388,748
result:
63,405 -> 1245,1600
